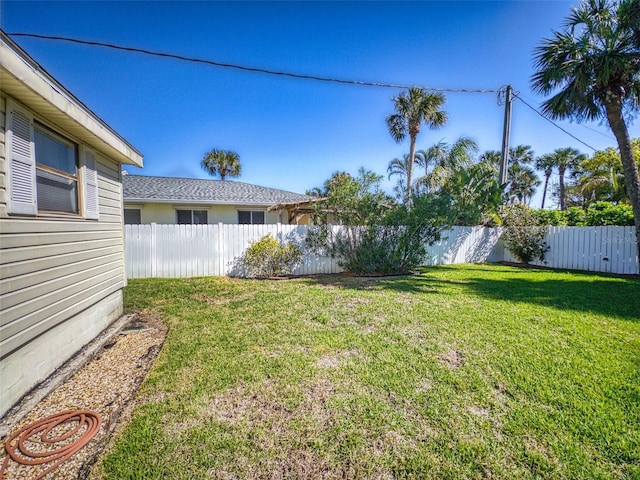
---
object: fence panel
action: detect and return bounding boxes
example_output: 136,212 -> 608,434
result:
125,224 -> 639,278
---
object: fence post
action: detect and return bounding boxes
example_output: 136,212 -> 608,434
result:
150,223 -> 157,278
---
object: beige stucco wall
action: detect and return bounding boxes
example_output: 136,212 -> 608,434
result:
128,202 -> 289,225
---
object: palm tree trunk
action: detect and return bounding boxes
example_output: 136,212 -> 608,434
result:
559,166 -> 566,210
541,173 -> 550,209
406,135 -> 416,207
604,97 -> 640,261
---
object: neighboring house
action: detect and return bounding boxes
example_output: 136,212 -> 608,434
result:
123,174 -> 313,225
0,32 -> 143,416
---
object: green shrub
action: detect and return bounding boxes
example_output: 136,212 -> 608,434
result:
533,203 -> 632,226
499,203 -> 547,264
585,202 -> 634,226
534,209 -> 569,226
565,207 -> 587,226
237,234 -> 302,278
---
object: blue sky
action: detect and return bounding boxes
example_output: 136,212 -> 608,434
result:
3,1 -> 639,207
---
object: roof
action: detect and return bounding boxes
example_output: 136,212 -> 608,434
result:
0,30 -> 143,167
123,175 -> 312,206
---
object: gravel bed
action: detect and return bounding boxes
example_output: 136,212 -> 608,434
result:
0,312 -> 167,479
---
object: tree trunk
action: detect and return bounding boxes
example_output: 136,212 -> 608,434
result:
559,166 -> 566,210
406,135 -> 416,207
541,172 -> 550,209
604,97 -> 640,261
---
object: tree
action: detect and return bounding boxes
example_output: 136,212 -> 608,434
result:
387,154 -> 412,198
386,87 -> 447,205
437,161 -> 504,225
567,138 -> 640,206
415,136 -> 478,193
532,0 -> 640,257
201,149 -> 241,181
537,148 -> 587,210
535,153 -> 556,209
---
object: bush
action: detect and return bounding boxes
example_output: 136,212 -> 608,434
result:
534,209 -> 568,226
532,203 -> 632,226
237,234 -> 302,278
565,207 -> 587,226
585,202 -> 634,226
306,171 -> 449,275
499,203 -> 547,264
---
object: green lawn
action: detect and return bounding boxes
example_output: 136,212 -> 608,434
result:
98,264 -> 640,479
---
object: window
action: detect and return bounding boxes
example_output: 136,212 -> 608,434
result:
6,99 -> 100,219
124,209 -> 141,224
34,123 -> 79,213
177,209 -> 208,224
238,210 -> 265,224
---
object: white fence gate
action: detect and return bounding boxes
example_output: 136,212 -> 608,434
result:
125,224 -> 639,278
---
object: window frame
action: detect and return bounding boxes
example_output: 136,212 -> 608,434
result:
176,209 -> 209,225
124,208 -> 142,225
33,121 -> 80,215
6,98 -> 100,220
238,210 -> 266,225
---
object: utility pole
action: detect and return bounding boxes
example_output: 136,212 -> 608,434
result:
499,85 -> 513,186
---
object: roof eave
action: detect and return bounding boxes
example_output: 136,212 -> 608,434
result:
0,31 -> 143,167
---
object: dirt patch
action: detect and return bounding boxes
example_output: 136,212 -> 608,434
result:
0,312 -> 167,480
315,349 -> 362,369
439,349 -> 465,368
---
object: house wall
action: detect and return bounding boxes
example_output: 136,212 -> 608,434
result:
130,202 -> 289,225
0,94 -> 127,416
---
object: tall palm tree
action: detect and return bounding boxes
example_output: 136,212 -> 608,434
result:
386,87 -> 447,205
553,148 -> 587,210
535,153 -> 556,209
532,0 -> 640,256
201,149 -> 241,181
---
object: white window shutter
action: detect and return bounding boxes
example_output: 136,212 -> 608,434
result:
83,147 -> 100,220
6,100 -> 37,215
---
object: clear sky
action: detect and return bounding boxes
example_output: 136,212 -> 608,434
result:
2,1 -> 639,207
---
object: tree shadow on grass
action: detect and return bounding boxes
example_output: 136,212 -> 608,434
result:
461,275 -> 640,322
302,266 -> 640,322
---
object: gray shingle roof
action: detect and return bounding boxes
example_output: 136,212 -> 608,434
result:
123,175 -> 311,205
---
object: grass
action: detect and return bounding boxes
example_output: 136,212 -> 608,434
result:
97,264 -> 639,479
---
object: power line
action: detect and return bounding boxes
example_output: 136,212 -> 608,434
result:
7,33 -> 499,94
517,93 -> 616,141
513,93 -> 598,152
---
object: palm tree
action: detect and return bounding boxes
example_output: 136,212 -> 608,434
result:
532,0 -> 640,256
509,163 -> 541,205
553,148 -> 587,210
415,136 -> 478,193
536,153 -> 556,209
387,154 -> 412,197
201,149 -> 241,181
386,87 -> 447,204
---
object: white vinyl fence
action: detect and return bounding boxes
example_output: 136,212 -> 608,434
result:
125,224 -> 639,278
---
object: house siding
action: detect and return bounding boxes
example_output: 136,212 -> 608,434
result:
0,95 -> 128,415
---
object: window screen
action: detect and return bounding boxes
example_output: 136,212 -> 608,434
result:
124,209 -> 141,224
238,210 -> 265,224
177,209 -> 208,224
34,123 -> 78,213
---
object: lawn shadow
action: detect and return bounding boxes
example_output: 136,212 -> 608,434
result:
300,266 -> 640,322
459,274 -> 640,322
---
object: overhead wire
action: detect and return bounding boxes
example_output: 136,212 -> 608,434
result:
513,93 -> 598,152
7,33 -> 608,152
7,33 -> 499,94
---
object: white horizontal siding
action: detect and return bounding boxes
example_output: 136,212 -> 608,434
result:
0,156 -> 126,360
